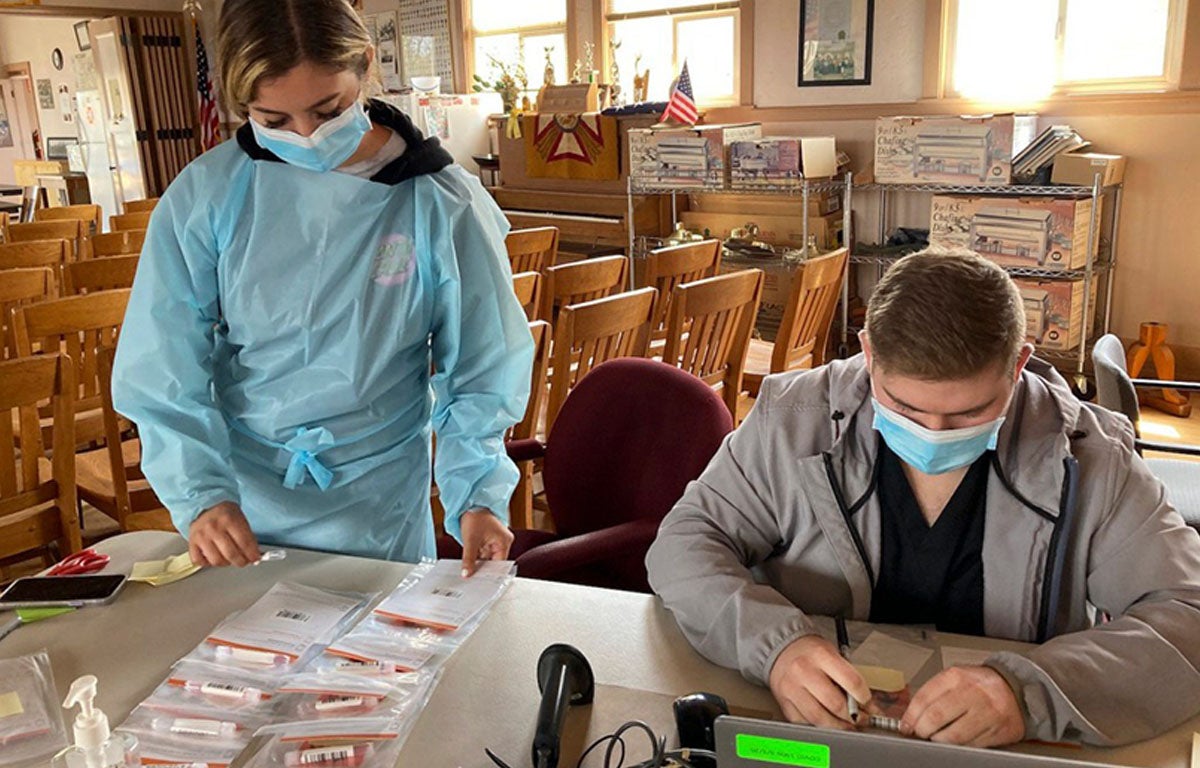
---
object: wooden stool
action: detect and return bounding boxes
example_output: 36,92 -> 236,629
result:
1127,322 -> 1192,417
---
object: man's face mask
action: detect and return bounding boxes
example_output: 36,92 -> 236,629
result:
250,99 -> 370,173
871,397 -> 1005,475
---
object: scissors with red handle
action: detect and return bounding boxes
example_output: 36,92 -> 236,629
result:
46,548 -> 110,576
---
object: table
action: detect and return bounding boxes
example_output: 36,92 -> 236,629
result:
3,531 -> 1196,768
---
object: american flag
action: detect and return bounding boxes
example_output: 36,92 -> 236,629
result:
195,19 -> 221,150
660,60 -> 698,125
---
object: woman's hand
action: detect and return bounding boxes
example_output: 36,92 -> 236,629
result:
189,501 -> 262,567
459,508 -> 514,577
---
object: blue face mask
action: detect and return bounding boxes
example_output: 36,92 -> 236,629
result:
250,100 -> 371,173
872,397 -> 1004,475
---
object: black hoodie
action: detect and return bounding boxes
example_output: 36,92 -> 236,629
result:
235,98 -> 455,185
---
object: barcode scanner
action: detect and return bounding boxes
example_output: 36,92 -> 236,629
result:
674,691 -> 728,768
532,644 -> 595,768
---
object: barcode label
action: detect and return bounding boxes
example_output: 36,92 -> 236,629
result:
200,682 -> 247,697
275,609 -> 311,622
431,587 -> 462,599
314,695 -> 364,711
301,747 -> 354,764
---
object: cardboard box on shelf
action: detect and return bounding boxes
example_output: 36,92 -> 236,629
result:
629,123 -> 762,189
688,190 -> 842,218
1014,277 -> 1099,352
680,210 -> 844,251
929,195 -> 1100,270
873,113 -> 1038,185
1050,152 -> 1126,187
729,136 -> 838,189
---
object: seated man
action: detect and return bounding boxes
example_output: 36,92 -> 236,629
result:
646,248 -> 1200,747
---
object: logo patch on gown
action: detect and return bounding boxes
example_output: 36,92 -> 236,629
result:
371,234 -> 416,286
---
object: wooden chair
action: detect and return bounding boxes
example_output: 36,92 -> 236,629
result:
539,254 -> 628,324
123,198 -> 160,214
92,230 -> 146,257
508,320 -> 551,530
35,204 -> 103,237
545,287 -> 655,436
64,255 -> 139,295
1,267 -> 57,361
8,220 -> 83,260
12,290 -> 132,448
0,354 -> 80,565
506,227 -> 559,274
0,211 -> 9,242
512,271 -> 542,323
638,239 -> 722,344
663,269 -> 763,420
74,345 -> 173,532
0,240 -> 70,294
743,248 -> 848,397
110,212 -> 153,232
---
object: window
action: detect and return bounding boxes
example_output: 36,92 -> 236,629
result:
606,1 -> 740,107
948,0 -> 1183,101
469,0 -> 569,97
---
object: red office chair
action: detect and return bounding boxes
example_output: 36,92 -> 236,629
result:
439,357 -> 733,592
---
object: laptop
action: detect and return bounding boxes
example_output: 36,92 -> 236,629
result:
715,716 -> 1114,768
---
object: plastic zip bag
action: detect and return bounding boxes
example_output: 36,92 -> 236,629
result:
0,650 -> 70,766
245,718 -> 411,768
274,670 -> 439,722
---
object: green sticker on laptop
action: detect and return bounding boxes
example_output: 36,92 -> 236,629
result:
736,733 -> 831,767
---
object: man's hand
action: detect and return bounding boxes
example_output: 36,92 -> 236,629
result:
901,665 -> 1025,747
459,508 -> 514,577
189,501 -> 261,567
769,635 -> 872,730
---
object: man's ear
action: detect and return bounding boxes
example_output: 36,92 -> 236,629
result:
1012,343 -> 1035,382
859,330 -> 872,367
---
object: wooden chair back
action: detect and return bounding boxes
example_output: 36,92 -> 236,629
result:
512,271 -> 542,323
0,240 -> 69,293
508,321 -> 551,529
539,254 -> 627,324
111,212 -> 153,232
663,269 -> 763,418
0,211 -> 8,242
774,247 -> 848,373
12,290 -> 131,444
0,354 -> 80,561
641,239 -> 722,340
123,198 -> 160,214
505,227 -> 559,274
8,220 -> 82,260
92,230 -> 146,257
94,345 -> 171,531
1,267 -> 57,361
35,204 -> 102,236
64,255 -> 140,295
545,287 -> 655,435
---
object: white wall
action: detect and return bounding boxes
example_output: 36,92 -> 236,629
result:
0,15 -> 91,150
754,0 -> 925,107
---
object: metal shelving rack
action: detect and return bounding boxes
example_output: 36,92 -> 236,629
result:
844,176 -> 1123,394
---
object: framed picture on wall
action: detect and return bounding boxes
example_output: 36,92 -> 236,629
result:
798,0 -> 874,87
75,21 -> 91,51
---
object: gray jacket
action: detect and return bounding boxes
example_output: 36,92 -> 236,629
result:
646,355 -> 1200,745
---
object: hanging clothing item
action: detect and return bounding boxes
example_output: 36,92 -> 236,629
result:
112,101 -> 533,562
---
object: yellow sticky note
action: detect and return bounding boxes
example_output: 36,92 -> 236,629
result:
854,664 -> 907,693
130,552 -> 201,586
0,691 -> 24,718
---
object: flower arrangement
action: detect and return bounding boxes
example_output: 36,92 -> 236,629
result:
472,53 -> 527,114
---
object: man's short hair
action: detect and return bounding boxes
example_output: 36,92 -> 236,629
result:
865,246 -> 1026,379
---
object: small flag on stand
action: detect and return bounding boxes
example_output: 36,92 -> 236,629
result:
194,19 -> 221,150
660,60 -> 698,126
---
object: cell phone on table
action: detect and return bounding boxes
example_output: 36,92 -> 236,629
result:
0,574 -> 127,608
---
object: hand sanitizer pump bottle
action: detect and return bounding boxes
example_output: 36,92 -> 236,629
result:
52,675 -> 139,768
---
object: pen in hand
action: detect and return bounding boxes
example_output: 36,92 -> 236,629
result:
835,615 -> 860,724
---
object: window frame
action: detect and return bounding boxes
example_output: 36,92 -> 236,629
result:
602,1 -> 745,108
463,0 -> 573,98
942,0 -> 1188,99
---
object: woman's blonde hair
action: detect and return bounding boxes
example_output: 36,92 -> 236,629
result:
218,0 -> 373,118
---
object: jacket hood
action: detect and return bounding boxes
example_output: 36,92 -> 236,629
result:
235,98 -> 454,184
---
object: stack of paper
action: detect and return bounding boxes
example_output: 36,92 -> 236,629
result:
1013,125 -> 1089,180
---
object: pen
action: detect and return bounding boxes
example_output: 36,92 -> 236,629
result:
835,615 -> 859,723
0,614 -> 19,642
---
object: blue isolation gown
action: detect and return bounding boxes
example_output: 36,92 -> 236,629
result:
111,138 -> 533,562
